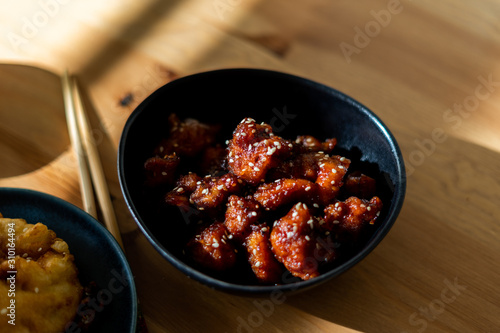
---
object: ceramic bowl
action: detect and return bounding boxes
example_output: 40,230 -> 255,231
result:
0,187 -> 137,331
118,68 -> 406,294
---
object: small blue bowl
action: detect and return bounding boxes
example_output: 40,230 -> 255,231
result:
118,68 -> 406,294
0,187 -> 137,332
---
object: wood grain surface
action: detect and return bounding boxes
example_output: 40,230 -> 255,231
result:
1,1 -> 499,332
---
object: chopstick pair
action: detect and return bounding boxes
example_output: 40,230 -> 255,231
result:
61,70 -> 124,249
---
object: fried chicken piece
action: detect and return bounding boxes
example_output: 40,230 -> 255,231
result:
224,195 -> 262,242
315,155 -> 351,205
190,173 -> 243,210
323,196 -> 383,241
227,118 -> 293,185
254,178 -> 320,210
294,135 -> 337,154
144,155 -> 180,187
270,203 -> 331,280
164,173 -> 202,210
0,218 -> 82,333
344,171 -> 377,199
154,113 -> 220,157
185,222 -> 237,271
244,224 -> 283,284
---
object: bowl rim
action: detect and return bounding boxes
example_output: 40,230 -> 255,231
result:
118,68 -> 406,294
0,187 -> 138,330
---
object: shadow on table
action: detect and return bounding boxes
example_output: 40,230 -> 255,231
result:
0,64 -> 69,178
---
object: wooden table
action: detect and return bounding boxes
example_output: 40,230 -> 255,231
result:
1,1 -> 499,332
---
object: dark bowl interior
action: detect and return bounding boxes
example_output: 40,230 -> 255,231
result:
118,68 -> 406,294
0,188 -> 137,331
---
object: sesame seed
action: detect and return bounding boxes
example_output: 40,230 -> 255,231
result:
335,202 -> 340,207
159,146 -> 164,152
313,203 -> 319,208
367,206 -> 372,211
253,249 -> 257,255
287,232 -> 294,239
237,215 -> 242,222
376,211 -> 381,216
198,207 -> 205,210
319,163 -> 325,168
177,187 -> 184,192
261,227 -> 268,232
255,261 -> 261,267
338,165 -> 344,170
217,185 -> 224,190
226,140 -> 230,145
331,180 -> 335,185
161,172 -> 167,176
248,144 -> 252,150
254,167 -> 260,171
288,143 -> 293,148
360,204 -> 366,208
202,189 -> 208,195
333,220 -> 340,224
38,247 -> 42,252
340,157 -> 345,162
292,212 -> 298,217
234,249 -> 238,253
305,186 -> 311,191
332,169 -> 337,173
305,235 -> 311,241
325,231 -> 330,235
22,253 -> 28,258
253,142 -> 258,146
249,162 -> 254,167
229,159 -> 234,163
189,198 -> 194,204
251,212 -> 257,216
228,234 -> 233,239
276,185 -> 281,190
34,287 -> 39,294
212,242 -> 219,248
196,181 -> 202,185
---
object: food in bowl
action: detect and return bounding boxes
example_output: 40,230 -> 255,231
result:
0,213 -> 82,332
143,114 -> 383,284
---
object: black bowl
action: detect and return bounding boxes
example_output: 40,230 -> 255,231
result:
0,188 -> 137,331
118,68 -> 406,294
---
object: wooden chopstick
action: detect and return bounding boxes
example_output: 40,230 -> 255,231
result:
61,70 -> 124,250
61,70 -> 98,219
